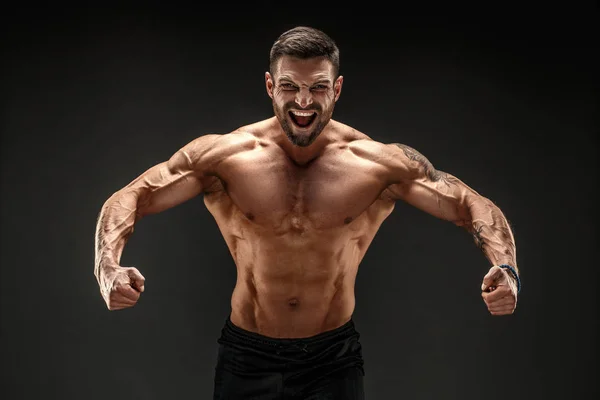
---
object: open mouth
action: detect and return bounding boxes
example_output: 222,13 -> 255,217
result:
289,110 -> 317,128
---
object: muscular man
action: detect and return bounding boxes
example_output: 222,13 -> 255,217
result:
94,26 -> 520,399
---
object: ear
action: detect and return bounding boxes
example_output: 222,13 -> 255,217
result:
334,75 -> 344,102
265,71 -> 274,99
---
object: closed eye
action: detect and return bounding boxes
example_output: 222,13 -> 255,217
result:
280,83 -> 298,90
312,84 -> 328,90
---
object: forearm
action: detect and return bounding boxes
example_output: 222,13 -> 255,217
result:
94,189 -> 145,277
461,196 -> 518,273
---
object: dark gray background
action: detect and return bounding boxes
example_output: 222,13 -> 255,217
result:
1,5 -> 597,400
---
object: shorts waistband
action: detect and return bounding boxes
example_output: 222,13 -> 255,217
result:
220,316 -> 357,350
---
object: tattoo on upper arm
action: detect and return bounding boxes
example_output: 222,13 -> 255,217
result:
393,143 -> 448,183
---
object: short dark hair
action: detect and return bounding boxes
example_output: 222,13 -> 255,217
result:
269,26 -> 340,77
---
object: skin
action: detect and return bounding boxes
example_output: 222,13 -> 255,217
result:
95,55 -> 519,338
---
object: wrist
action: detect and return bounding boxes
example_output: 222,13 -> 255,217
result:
498,264 -> 521,293
94,258 -> 118,277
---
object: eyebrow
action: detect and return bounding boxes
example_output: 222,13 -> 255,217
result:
312,79 -> 332,85
278,76 -> 332,85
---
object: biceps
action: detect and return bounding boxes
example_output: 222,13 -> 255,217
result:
125,152 -> 204,216
388,174 -> 474,224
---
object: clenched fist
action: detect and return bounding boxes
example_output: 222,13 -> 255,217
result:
481,265 -> 518,316
97,265 -> 146,311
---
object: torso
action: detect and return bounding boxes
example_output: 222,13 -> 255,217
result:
202,118 -> 397,338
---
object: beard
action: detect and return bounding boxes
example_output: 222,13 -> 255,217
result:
273,101 -> 334,147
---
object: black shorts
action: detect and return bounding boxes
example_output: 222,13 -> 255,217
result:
213,316 -> 365,399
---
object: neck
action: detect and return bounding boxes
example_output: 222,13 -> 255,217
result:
276,127 -> 331,166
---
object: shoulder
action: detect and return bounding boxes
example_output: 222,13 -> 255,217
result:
346,136 -> 441,183
186,131 -> 255,157
327,120 -> 415,158
179,123 -> 267,170
327,121 -> 411,164
344,136 -> 408,164
328,122 -> 447,183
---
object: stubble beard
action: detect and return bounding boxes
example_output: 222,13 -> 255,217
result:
273,102 -> 334,147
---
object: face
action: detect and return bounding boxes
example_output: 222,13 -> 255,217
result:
266,56 -> 343,147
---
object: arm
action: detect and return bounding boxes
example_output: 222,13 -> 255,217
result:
94,133 -> 222,310
383,142 -> 519,315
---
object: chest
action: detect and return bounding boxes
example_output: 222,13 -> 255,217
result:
212,146 -> 388,229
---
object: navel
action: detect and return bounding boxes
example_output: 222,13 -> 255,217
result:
288,298 -> 300,307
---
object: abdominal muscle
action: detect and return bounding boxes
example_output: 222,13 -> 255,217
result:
228,231 -> 362,338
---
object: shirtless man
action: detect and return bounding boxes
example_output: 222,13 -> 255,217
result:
94,26 -> 520,399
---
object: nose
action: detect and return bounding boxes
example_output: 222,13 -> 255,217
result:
295,87 -> 313,108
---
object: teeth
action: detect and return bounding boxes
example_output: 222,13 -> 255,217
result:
291,111 -> 315,117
